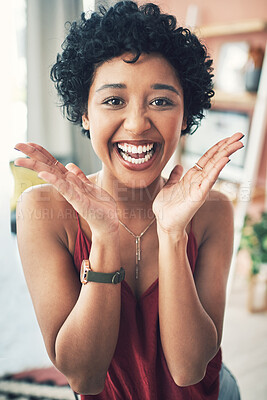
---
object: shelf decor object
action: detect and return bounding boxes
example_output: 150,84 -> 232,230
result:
196,19 -> 267,38
245,46 -> 265,92
213,90 -> 257,109
215,41 -> 250,93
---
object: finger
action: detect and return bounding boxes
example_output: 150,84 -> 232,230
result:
200,157 -> 230,193
210,133 -> 244,160
37,171 -> 85,206
65,163 -> 90,184
38,171 -> 100,221
199,140 -> 243,176
164,165 -> 184,187
14,143 -> 66,173
14,157 -> 66,178
15,142 -> 54,163
15,157 -> 88,198
196,132 -> 244,169
27,143 -> 57,162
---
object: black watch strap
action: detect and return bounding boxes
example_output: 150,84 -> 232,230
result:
81,260 -> 125,284
86,268 -> 125,284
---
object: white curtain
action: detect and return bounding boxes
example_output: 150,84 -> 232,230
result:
27,0 -> 101,173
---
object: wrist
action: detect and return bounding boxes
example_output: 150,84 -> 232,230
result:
156,223 -> 188,244
89,232 -> 121,273
80,260 -> 125,285
85,212 -> 120,238
91,228 -> 120,242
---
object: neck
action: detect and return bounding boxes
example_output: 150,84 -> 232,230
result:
97,169 -> 164,221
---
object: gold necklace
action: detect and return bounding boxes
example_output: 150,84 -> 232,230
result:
119,217 -> 156,279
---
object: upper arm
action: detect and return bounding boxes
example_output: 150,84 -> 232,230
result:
16,185 -> 81,362
193,191 -> 234,346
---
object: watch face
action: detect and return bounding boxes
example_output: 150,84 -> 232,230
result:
80,260 -> 90,284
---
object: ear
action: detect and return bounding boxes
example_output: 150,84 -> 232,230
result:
82,114 -> 90,130
182,116 -> 187,131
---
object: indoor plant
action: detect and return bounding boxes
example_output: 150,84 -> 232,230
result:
239,212 -> 267,275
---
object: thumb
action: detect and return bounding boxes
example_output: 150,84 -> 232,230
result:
164,164 -> 184,187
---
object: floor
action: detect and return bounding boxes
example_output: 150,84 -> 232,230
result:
222,263 -> 267,400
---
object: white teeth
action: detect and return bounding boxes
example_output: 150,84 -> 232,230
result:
117,142 -> 156,165
117,142 -> 154,154
120,149 -> 154,164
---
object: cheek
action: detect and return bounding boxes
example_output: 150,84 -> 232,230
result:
163,115 -> 183,140
88,105 -> 117,139
168,134 -> 181,157
89,121 -> 115,163
90,132 -> 107,159
161,116 -> 183,156
88,114 -> 110,145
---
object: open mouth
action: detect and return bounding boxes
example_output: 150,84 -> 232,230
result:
116,142 -> 157,165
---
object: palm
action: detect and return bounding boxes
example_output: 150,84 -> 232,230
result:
14,143 -> 119,234
153,132 -> 244,233
153,167 -> 208,232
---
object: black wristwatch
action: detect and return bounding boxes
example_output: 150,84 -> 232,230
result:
80,260 -> 125,285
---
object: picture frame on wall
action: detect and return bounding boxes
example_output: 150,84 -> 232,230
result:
215,41 -> 250,93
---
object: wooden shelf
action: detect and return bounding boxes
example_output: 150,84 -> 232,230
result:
195,19 -> 267,38
212,90 -> 257,109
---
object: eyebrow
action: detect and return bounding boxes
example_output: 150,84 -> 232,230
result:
96,83 -> 127,92
95,82 -> 180,95
151,84 -> 180,95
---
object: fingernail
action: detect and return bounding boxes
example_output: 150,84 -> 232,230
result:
240,134 -> 245,139
14,147 -> 20,151
227,159 -> 231,164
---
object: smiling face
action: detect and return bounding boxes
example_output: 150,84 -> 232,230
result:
83,53 -> 186,189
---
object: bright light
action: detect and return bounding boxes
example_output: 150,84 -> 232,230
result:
0,0 -> 27,166
83,0 -> 95,13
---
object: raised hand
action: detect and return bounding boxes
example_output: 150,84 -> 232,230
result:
153,132 -> 244,235
14,143 -> 119,235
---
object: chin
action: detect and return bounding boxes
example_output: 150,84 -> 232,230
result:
119,174 -> 161,190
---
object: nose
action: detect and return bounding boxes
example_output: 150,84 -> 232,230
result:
123,103 -> 151,135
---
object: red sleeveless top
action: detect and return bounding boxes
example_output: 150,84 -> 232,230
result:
73,217 -> 222,400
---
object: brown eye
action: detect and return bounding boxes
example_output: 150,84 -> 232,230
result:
105,97 -> 124,106
151,98 -> 173,107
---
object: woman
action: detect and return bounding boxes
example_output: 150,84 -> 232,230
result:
15,2 -> 242,399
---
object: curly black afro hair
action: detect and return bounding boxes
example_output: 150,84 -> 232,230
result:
50,1 -> 214,137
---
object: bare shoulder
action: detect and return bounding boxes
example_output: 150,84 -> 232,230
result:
193,190 -> 234,247
17,182 -> 72,212
16,184 -> 77,253
202,189 -> 234,223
